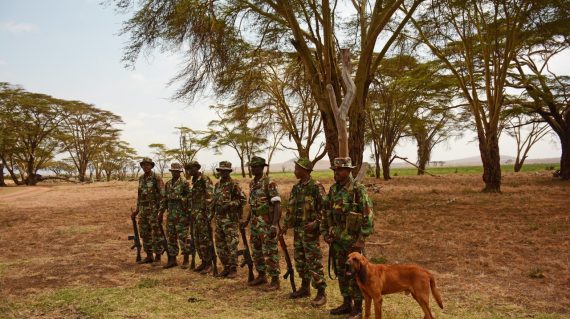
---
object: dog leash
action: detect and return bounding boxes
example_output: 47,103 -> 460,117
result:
328,243 -> 338,280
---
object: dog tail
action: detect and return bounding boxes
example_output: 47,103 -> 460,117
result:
430,275 -> 444,309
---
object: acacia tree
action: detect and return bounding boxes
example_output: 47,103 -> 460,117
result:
503,108 -> 551,172
366,55 -> 444,180
116,0 -> 423,172
148,143 -> 171,177
59,101 -> 123,182
509,21 -> 570,178
408,0 -> 561,192
0,84 -> 65,185
167,127 -> 207,177
207,104 -> 267,177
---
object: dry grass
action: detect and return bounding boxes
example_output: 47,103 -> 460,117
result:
0,172 -> 568,318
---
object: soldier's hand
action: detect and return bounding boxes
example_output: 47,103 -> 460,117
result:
324,234 -> 333,245
278,226 -> 287,237
268,225 -> 278,239
351,240 -> 365,251
304,221 -> 317,232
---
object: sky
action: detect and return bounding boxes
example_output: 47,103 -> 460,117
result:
0,0 -> 565,171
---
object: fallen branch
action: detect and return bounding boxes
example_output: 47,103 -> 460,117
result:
394,156 -> 440,177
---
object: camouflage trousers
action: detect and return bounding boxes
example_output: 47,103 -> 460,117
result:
138,204 -> 162,255
166,203 -> 191,256
250,214 -> 280,277
293,227 -> 326,289
193,211 -> 214,263
333,241 -> 362,301
214,214 -> 239,268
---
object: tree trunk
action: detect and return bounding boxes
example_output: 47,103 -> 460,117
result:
560,136 -> 570,180
240,158 -> 246,178
348,105 -> 367,176
380,153 -> 391,181
26,156 -> 38,186
78,161 -> 87,182
513,156 -> 524,173
417,142 -> 430,176
479,133 -> 502,192
1,157 -> 22,185
374,146 -> 381,179
0,163 -> 6,187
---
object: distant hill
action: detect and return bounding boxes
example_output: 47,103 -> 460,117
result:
262,155 -> 559,172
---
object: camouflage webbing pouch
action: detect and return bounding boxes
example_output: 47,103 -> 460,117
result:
345,211 -> 362,234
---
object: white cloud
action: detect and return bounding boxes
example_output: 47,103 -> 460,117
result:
0,21 -> 38,33
0,59 -> 6,66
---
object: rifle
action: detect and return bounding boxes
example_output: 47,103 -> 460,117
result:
237,225 -> 255,282
128,209 -> 142,263
187,215 -> 197,269
278,229 -> 296,293
207,218 -> 218,276
158,219 -> 170,257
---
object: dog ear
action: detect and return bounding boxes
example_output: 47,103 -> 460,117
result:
357,258 -> 366,284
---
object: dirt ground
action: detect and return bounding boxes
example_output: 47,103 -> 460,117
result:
0,172 -> 569,318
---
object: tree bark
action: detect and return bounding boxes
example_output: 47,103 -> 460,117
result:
380,153 -> 391,181
416,139 -> 430,176
373,143 -> 381,179
479,133 -> 502,192
0,163 -> 6,187
560,136 -> 570,180
26,156 -> 38,186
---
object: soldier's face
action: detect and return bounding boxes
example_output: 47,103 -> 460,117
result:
141,163 -> 152,173
251,165 -> 264,176
171,170 -> 181,179
294,164 -> 309,180
334,168 -> 351,183
189,166 -> 199,176
219,170 -> 230,179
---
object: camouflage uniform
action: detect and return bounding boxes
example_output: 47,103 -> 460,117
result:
284,176 -> 327,290
160,174 -> 191,257
212,162 -> 246,269
190,173 -> 214,263
137,171 -> 165,255
322,158 -> 374,304
249,173 -> 281,277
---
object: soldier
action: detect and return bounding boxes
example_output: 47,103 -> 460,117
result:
280,157 -> 327,307
322,157 -> 374,319
187,160 -> 215,274
159,163 -> 191,269
211,161 -> 246,278
131,157 -> 165,264
241,156 -> 282,291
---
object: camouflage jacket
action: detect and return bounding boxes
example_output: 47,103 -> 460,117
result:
190,173 -> 213,214
137,172 -> 164,210
284,178 -> 325,230
212,177 -> 246,219
248,175 -> 280,217
321,176 -> 374,244
160,176 -> 190,212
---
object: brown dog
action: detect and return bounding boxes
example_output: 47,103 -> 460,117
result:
346,252 -> 443,319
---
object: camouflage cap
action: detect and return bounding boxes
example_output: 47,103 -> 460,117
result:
169,162 -> 184,172
294,157 -> 313,171
186,160 -> 201,169
139,157 -> 155,168
330,157 -> 356,170
248,156 -> 268,167
216,161 -> 233,171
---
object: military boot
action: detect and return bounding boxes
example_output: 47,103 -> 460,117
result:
248,272 -> 267,286
289,279 -> 310,299
194,262 -> 206,272
180,254 -> 190,269
138,253 -> 154,264
199,262 -> 213,275
263,276 -> 280,291
153,253 -> 162,263
347,299 -> 362,319
226,266 -> 237,279
215,266 -> 231,278
330,297 -> 352,315
163,255 -> 178,269
310,287 -> 327,307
